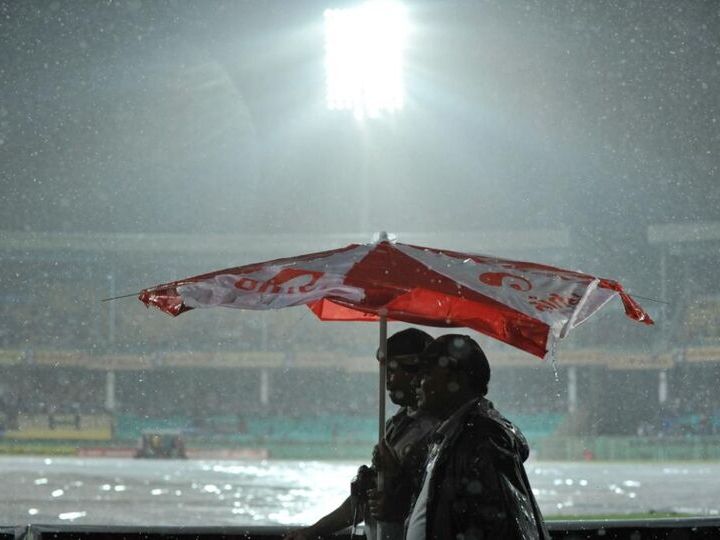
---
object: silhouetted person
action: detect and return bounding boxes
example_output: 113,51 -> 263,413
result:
404,334 -> 549,540
284,328 -> 438,540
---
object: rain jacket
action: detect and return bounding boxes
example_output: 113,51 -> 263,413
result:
406,397 -> 550,540
355,407 -> 439,540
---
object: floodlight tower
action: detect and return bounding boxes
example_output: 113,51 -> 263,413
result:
324,0 -> 407,119
324,0 -> 408,229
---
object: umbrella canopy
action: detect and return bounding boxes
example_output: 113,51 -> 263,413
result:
139,239 -> 652,359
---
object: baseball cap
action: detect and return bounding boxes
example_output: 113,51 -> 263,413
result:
377,328 -> 433,372
420,334 -> 490,393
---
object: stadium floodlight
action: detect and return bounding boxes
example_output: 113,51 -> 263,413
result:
324,0 -> 408,120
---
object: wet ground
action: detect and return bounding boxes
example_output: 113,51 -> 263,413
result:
1,457 -> 719,526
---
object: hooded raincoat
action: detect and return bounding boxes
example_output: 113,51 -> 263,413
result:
406,397 -> 550,540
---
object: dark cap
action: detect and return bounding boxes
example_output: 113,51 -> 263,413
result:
379,328 -> 434,371
420,334 -> 490,394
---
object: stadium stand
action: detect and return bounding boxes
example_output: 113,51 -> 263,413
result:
2,227 -> 720,459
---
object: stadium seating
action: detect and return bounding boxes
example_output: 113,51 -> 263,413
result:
507,412 -> 566,442
113,413 -> 378,445
111,412 -> 561,446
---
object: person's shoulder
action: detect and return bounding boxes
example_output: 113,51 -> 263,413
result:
465,400 -> 519,431
386,406 -> 409,429
390,406 -> 409,420
461,401 -> 528,458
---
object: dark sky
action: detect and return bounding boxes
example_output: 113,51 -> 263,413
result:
1,0 -> 718,239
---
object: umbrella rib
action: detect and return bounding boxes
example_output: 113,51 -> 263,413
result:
625,292 -> 670,305
101,292 -> 140,302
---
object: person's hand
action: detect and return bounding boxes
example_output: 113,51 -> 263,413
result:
366,487 -> 385,520
282,527 -> 319,540
371,439 -> 401,477
367,488 -> 402,521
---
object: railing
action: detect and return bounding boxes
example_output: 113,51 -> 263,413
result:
3,518 -> 720,540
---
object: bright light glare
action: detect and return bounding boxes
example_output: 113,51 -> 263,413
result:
324,1 -> 408,119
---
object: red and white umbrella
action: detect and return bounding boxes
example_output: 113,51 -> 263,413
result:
139,236 -> 652,446
140,236 -> 652,358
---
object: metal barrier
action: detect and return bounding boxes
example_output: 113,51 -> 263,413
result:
5,518 -> 720,540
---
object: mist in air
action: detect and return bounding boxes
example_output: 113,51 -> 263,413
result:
2,0 -> 718,360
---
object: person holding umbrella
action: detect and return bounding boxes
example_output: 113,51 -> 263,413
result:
404,334 -> 550,540
283,328 -> 440,540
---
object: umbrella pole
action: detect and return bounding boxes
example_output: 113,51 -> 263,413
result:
377,314 -> 387,539
378,314 -> 388,446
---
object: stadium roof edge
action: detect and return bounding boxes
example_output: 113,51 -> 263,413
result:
648,221 -> 720,244
0,229 -> 570,255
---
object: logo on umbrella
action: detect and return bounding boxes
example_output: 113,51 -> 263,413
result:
235,268 -> 325,295
478,272 -> 533,292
